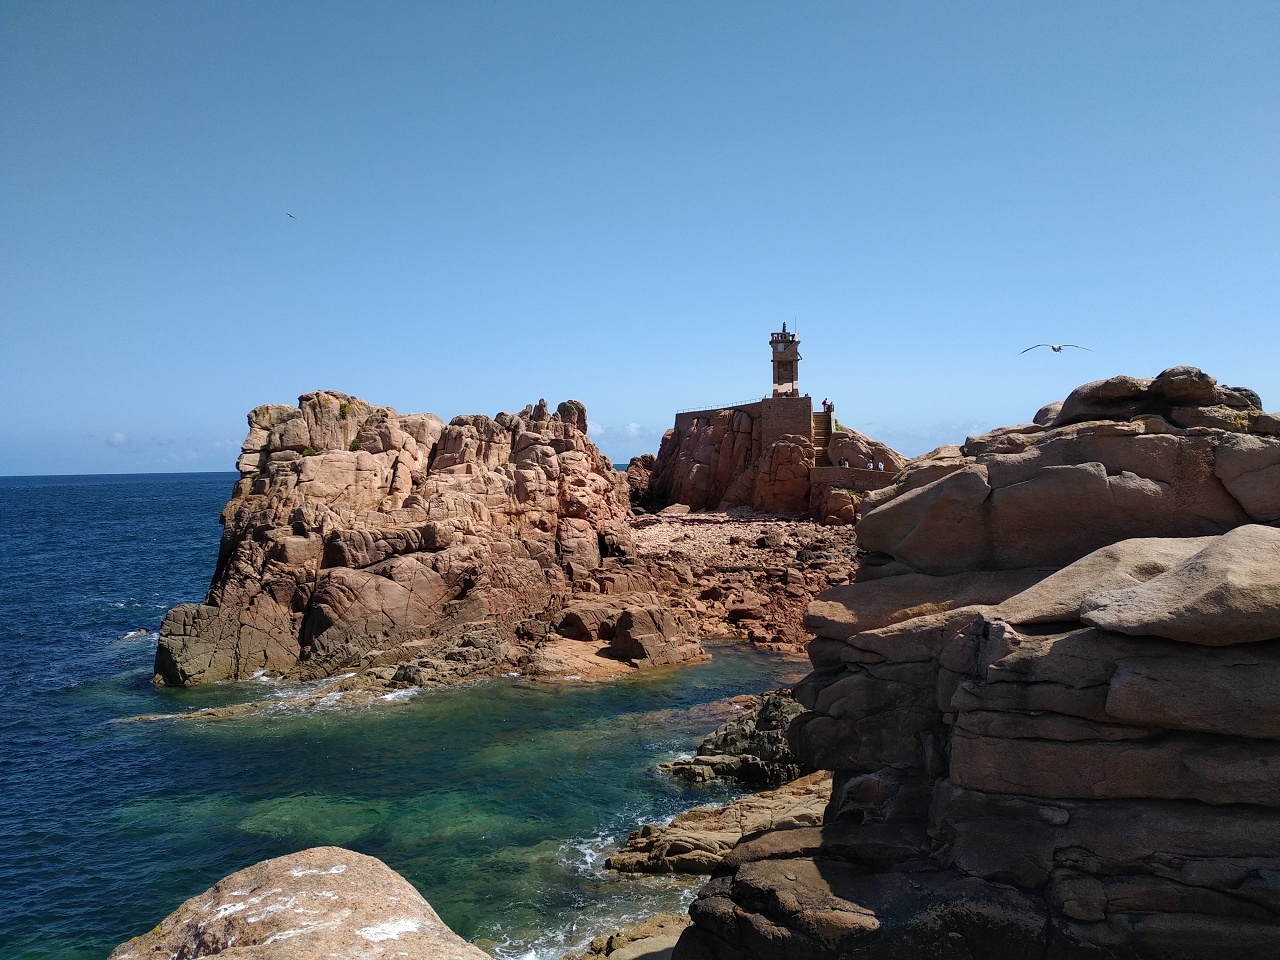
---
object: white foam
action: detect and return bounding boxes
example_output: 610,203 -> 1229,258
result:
380,688 -> 420,702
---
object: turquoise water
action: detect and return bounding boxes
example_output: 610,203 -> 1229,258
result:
0,473 -> 802,958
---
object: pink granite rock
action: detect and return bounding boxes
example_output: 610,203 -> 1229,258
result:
108,846 -> 489,960
156,392 -> 632,687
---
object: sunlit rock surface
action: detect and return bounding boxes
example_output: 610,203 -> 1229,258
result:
675,368 -> 1280,960
109,846 -> 490,960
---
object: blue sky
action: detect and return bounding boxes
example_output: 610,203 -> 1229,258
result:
2,1 -> 1277,475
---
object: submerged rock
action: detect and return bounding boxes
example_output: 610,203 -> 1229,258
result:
108,846 -> 490,959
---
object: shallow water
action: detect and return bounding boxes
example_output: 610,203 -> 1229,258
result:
0,473 -> 803,958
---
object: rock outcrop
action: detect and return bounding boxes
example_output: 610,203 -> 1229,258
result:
608,772 -> 831,876
566,913 -> 692,960
857,366 -> 1279,577
674,368 -> 1280,960
642,404 -> 905,522
109,846 -> 490,960
646,409 -> 762,512
661,691 -> 809,786
156,391 -> 637,686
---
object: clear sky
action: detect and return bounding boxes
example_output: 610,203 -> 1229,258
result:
2,1 -> 1277,475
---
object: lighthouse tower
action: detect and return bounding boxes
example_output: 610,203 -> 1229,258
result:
770,323 -> 801,398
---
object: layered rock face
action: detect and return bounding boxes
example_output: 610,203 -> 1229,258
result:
156,391 -> 635,686
857,366 -> 1279,577
675,368 -> 1280,960
109,846 -> 490,960
609,771 -> 831,876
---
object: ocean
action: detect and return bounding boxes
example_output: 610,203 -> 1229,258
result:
0,472 -> 802,959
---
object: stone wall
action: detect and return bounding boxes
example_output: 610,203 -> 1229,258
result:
808,466 -> 898,494
760,396 -> 813,446
675,401 -> 764,439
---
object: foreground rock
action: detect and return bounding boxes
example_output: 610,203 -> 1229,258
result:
608,772 -> 831,875
109,846 -> 489,960
675,369 -> 1280,960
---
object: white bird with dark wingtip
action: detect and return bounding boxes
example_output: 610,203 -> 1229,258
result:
1020,343 -> 1093,354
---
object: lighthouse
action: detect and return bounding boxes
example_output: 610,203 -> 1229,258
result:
770,323 -> 801,398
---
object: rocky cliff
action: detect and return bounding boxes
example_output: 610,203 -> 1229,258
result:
642,404 -> 904,518
156,391 -> 638,686
674,367 -> 1280,960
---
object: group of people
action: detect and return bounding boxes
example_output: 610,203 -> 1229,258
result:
820,399 -> 885,471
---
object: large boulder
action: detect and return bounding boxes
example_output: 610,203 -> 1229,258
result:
826,427 -> 909,473
108,846 -> 490,960
611,605 -> 705,667
608,772 -> 830,875
1078,523 -> 1280,645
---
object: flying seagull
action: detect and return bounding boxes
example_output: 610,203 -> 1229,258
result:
1020,343 -> 1093,354
286,213 -> 297,219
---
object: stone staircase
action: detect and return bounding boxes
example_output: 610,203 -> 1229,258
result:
812,411 -> 833,466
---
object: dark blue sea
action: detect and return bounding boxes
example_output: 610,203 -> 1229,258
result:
0,473 -> 801,959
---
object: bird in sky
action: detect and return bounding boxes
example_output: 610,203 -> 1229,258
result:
286,213 -> 297,219
1020,343 -> 1093,354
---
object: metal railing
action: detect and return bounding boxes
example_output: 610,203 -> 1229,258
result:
674,397 -> 768,415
